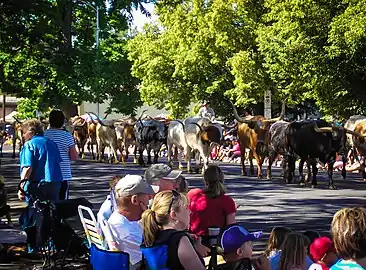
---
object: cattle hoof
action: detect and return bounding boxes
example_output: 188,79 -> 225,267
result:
311,184 -> 317,189
178,165 -> 184,170
133,159 -> 138,164
258,175 -> 263,179
267,175 -> 272,180
12,155 -> 15,159
299,182 -> 306,187
195,168 -> 200,174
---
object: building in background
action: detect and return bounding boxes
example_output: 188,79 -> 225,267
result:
78,101 -> 171,119
0,95 -> 19,121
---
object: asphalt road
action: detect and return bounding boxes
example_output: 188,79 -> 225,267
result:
2,149 -> 366,256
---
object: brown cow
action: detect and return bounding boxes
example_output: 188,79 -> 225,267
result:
11,118 -> 24,158
87,122 -> 98,160
230,100 -> 285,178
71,117 -> 88,158
350,121 -> 366,181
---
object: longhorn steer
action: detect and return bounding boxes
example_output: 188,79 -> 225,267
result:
115,121 -> 138,163
345,115 -> 366,164
230,102 -> 284,178
71,117 -> 88,158
12,118 -> 24,158
285,120 -> 364,188
349,119 -> 366,181
184,117 -> 221,173
167,120 -> 187,169
88,113 -> 120,163
135,119 -> 168,166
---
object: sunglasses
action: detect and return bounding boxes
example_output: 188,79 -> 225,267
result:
167,189 -> 180,214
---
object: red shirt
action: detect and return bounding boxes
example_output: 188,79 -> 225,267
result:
187,188 -> 236,236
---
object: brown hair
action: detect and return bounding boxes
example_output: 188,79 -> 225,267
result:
279,232 -> 307,270
141,190 -> 189,247
265,226 -> 292,256
203,165 -> 227,198
22,119 -> 44,136
331,207 -> 366,259
110,175 -> 123,189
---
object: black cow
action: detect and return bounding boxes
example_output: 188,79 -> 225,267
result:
284,120 -> 362,189
135,119 -> 168,166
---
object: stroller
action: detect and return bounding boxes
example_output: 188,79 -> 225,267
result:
18,180 -> 91,269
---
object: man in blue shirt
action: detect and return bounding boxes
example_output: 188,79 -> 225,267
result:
17,119 -> 63,202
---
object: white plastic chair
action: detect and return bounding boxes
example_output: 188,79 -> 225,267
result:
99,218 -> 119,251
78,205 -> 106,250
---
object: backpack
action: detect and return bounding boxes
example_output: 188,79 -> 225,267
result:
140,230 -> 188,270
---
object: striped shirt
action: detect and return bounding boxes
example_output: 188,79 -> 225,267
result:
44,129 -> 75,181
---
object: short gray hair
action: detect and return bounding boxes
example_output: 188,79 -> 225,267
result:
22,119 -> 44,136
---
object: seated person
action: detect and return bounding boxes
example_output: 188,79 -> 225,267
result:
140,190 -> 206,270
270,232 -> 313,270
108,175 -> 157,269
264,227 -> 292,259
303,230 -> 321,259
176,175 -> 189,193
187,165 -> 236,247
309,237 -> 338,270
97,176 -> 121,222
330,207 -> 366,270
227,140 -> 241,162
215,223 -> 267,270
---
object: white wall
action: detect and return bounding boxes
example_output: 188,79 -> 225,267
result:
79,101 -> 171,119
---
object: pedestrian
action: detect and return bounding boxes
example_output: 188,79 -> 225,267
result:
18,119 -> 63,202
44,110 -> 78,199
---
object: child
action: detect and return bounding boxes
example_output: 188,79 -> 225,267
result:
215,223 -> 267,270
309,237 -> 338,270
265,226 -> 292,258
0,176 -> 13,227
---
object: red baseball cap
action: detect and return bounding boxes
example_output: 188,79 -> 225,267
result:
310,237 -> 336,261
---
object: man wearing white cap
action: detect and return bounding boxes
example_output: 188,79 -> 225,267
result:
108,175 -> 158,269
197,100 -> 215,121
144,163 -> 182,193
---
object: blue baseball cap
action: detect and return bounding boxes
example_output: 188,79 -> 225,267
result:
220,224 -> 263,254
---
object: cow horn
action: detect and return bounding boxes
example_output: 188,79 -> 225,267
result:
228,100 -> 257,125
87,112 -> 110,127
345,129 -> 366,137
314,125 -> 333,133
136,109 -> 148,127
172,120 -> 185,132
72,117 -> 86,126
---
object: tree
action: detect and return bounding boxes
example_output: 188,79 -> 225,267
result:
0,0 -> 150,117
128,0 -> 366,119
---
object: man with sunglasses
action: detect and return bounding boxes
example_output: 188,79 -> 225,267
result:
108,175 -> 158,269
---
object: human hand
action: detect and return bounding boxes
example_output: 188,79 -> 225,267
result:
17,190 -> 25,201
194,237 -> 210,257
252,255 -> 270,270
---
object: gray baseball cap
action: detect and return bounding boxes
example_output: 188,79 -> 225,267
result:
115,175 -> 159,197
144,164 -> 182,184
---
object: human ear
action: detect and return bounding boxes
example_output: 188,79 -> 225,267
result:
131,195 -> 138,205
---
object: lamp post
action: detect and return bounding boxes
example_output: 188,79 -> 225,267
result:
79,1 -> 100,117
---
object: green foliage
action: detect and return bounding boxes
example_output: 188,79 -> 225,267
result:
0,0 -> 149,116
128,0 -> 366,119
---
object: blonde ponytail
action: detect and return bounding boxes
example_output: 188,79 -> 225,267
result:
141,209 -> 160,247
141,190 -> 189,247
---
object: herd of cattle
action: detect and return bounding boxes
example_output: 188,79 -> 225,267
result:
2,105 -> 366,189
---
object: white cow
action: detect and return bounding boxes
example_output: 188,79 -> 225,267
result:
167,120 -> 187,169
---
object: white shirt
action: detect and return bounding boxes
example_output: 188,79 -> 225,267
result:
97,196 -> 113,222
198,106 -> 215,120
108,211 -> 142,265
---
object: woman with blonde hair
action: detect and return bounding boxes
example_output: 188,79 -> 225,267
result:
187,165 -> 236,247
278,232 -> 307,270
140,190 -> 205,270
330,207 -> 366,270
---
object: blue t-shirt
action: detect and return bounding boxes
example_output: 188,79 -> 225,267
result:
331,260 -> 365,270
270,250 -> 313,270
20,135 -> 63,183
